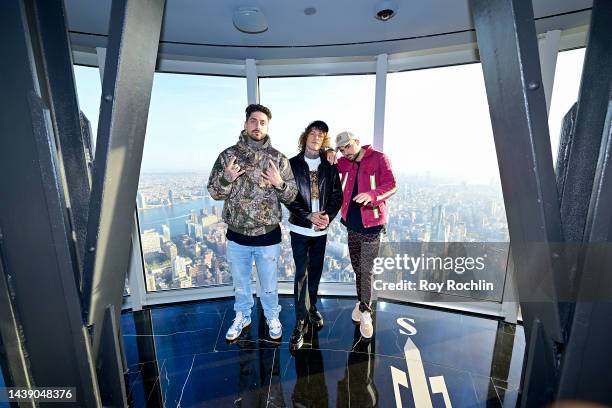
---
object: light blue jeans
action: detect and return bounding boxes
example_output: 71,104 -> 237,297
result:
227,240 -> 281,320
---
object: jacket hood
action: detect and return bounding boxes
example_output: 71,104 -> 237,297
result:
238,130 -> 271,150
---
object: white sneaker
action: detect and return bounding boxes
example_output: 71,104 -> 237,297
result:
226,312 -> 251,341
267,318 -> 282,340
351,302 -> 361,323
360,311 -> 373,339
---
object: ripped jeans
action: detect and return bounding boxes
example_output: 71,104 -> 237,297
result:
227,240 -> 281,321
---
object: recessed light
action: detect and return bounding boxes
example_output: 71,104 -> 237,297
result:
233,7 -> 268,34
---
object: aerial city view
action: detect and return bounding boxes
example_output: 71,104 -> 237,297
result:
137,171 -> 509,292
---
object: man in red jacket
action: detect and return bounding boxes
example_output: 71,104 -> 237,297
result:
332,131 -> 397,339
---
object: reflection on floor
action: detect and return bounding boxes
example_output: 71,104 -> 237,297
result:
121,296 -> 524,407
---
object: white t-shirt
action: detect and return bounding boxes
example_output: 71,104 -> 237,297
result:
289,156 -> 327,237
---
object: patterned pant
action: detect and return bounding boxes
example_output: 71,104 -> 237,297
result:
347,229 -> 382,313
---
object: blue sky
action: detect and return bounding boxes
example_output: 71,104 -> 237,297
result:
73,47 -> 584,183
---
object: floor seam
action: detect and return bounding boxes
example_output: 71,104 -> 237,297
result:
176,354 -> 196,407
213,308 -> 228,352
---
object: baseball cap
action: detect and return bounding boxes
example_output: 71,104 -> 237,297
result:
308,120 -> 329,133
335,131 -> 357,149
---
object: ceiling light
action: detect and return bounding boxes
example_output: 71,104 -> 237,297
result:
233,7 -> 268,34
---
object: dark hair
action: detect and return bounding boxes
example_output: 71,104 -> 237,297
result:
245,104 -> 272,121
298,120 -> 331,153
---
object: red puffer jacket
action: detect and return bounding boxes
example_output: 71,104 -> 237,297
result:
337,145 -> 397,228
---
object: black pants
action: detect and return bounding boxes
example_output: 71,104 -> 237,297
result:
347,229 -> 382,313
290,232 -> 327,321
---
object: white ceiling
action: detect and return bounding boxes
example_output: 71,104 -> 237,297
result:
65,0 -> 592,61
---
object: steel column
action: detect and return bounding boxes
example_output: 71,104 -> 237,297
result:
554,2 -> 612,400
0,253 -> 33,403
97,305 -> 127,406
557,102 -> 612,404
470,1 -> 570,404
32,0 -> 93,290
373,53 -> 388,151
470,0 -> 567,340
557,0 -> 612,279
555,103 -> 578,194
246,58 -> 259,104
81,0 -> 165,360
0,2 -> 99,404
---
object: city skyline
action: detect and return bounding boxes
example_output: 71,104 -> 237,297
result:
135,171 -> 508,297
73,48 -> 584,184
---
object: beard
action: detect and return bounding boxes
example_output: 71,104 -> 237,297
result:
246,128 -> 265,140
346,148 -> 361,162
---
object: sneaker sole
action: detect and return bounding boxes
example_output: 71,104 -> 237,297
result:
225,321 -> 251,342
360,327 -> 373,339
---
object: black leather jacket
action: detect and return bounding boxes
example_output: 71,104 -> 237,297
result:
287,151 -> 343,229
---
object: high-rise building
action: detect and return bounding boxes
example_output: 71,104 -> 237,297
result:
141,229 -> 161,254
168,189 -> 174,206
195,223 -> 203,240
163,241 -> 178,261
453,223 -> 467,242
145,272 -> 156,292
431,204 -> 447,241
162,224 -> 171,242
136,192 -> 147,209
187,243 -> 202,259
190,211 -> 199,224
423,224 -> 432,242
202,214 -> 218,228
203,249 -> 213,268
186,265 -> 198,283
447,212 -> 458,228
173,256 -> 187,279
186,220 -> 204,239
214,267 -> 223,284
179,275 -> 192,288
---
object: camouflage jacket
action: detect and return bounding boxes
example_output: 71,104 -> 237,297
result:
207,131 -> 298,236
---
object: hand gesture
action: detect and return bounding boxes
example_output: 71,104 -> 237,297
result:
223,156 -> 245,183
310,211 -> 330,230
353,192 -> 372,206
326,149 -> 338,165
262,160 -> 284,188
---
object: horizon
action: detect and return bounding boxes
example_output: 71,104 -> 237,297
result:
74,48 -> 585,184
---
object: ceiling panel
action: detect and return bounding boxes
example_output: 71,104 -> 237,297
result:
64,0 -> 592,61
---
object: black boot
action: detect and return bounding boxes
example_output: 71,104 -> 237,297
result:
290,319 -> 308,350
309,304 -> 324,329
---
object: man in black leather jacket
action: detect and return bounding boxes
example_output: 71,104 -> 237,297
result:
286,120 -> 342,350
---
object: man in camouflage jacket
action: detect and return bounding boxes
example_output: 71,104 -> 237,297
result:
207,104 -> 297,341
